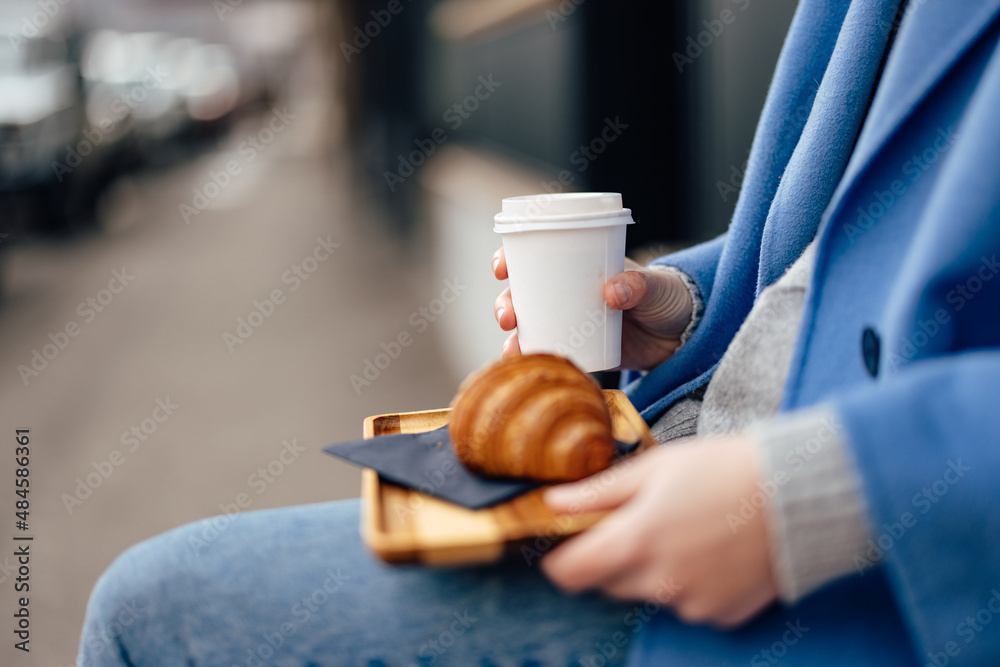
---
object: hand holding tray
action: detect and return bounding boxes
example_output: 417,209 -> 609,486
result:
354,389 -> 654,567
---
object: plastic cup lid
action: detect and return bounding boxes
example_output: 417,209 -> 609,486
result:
494,192 -> 634,232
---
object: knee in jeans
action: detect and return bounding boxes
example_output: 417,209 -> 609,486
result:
81,572 -> 150,661
81,528 -> 195,661
82,546 -> 161,649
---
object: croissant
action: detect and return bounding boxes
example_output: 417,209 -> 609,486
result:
448,354 -> 616,481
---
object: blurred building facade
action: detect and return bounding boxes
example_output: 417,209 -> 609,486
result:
330,0 -> 798,378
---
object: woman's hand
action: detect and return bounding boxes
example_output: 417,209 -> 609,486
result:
492,248 -> 694,370
539,436 -> 778,628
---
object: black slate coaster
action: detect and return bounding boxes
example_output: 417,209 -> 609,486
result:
324,426 -> 642,511
324,426 -> 539,510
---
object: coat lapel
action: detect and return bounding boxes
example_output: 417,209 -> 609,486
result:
824,0 -> 1000,223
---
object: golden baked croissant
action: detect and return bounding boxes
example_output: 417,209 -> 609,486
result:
448,354 -> 616,481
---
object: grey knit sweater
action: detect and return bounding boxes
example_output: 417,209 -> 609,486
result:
650,241 -> 871,603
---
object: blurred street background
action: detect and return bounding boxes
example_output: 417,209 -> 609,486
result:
0,0 -> 797,663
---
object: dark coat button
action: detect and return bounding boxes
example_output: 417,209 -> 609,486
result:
861,327 -> 880,377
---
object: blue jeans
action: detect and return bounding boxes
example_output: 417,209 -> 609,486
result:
79,499 -> 638,666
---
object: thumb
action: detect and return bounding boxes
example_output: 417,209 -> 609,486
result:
544,455 -> 649,514
605,267 -> 687,315
604,270 -> 654,311
606,267 -> 692,340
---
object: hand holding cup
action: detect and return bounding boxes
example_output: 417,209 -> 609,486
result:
493,248 -> 693,371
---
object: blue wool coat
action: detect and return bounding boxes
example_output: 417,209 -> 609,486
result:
624,0 -> 1000,664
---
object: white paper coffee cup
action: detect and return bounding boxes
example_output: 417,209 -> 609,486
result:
494,192 -> 634,372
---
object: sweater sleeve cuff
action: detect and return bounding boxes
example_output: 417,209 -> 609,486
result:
746,406 -> 873,603
648,265 -> 703,346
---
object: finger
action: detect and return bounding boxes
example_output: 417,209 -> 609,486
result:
604,270 -> 654,310
541,502 -> 648,592
600,567 -> 680,604
703,579 -> 777,629
501,331 -> 520,358
494,288 -> 516,331
606,268 -> 691,329
544,450 -> 652,514
492,247 -> 508,280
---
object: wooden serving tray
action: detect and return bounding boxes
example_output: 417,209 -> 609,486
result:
360,389 -> 654,566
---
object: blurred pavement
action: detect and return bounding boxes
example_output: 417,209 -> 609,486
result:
0,102 -> 459,665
